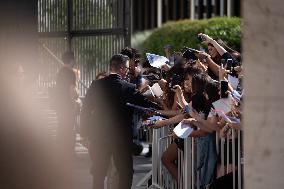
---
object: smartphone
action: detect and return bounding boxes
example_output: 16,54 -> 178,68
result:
197,35 -> 206,42
184,105 -> 190,114
220,80 -> 229,98
220,59 -> 226,68
186,47 -> 199,54
183,105 -> 191,119
226,59 -> 233,70
182,49 -> 198,61
169,74 -> 182,88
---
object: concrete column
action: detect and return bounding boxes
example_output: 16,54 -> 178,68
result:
190,0 -> 195,20
0,0 -> 38,81
157,0 -> 162,27
243,0 -> 284,188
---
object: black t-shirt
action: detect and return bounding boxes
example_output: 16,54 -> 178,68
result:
55,66 -> 76,106
191,92 -> 210,117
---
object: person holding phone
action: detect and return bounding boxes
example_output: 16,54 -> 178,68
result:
121,47 -> 143,89
197,33 -> 239,79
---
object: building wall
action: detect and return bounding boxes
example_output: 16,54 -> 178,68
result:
243,0 -> 284,188
132,0 -> 241,33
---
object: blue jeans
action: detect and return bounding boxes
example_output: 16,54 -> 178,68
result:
197,133 -> 217,189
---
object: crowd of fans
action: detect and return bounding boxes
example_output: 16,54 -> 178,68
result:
155,34 -> 241,188
114,33 -> 243,188
53,32 -> 243,189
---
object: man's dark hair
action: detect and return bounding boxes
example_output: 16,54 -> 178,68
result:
121,47 -> 140,59
109,54 -> 129,71
62,51 -> 75,64
121,47 -> 134,59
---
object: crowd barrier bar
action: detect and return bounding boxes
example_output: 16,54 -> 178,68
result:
148,127 -> 243,189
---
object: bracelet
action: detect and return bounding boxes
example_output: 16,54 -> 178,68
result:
144,120 -> 157,127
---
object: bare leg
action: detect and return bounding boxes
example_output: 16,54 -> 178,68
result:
161,143 -> 178,181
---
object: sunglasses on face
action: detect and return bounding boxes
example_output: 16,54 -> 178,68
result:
134,59 -> 140,64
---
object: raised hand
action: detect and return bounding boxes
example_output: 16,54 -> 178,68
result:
171,85 -> 182,94
198,33 -> 214,44
182,118 -> 197,125
195,51 -> 210,60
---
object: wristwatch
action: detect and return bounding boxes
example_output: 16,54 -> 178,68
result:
144,120 -> 157,127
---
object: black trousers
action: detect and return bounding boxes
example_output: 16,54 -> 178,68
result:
56,109 -> 76,157
89,140 -> 133,189
209,170 -> 239,189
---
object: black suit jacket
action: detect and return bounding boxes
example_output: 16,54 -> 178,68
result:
80,74 -> 160,146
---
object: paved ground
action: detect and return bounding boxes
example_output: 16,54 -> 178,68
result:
73,141 -> 152,189
41,96 -> 152,189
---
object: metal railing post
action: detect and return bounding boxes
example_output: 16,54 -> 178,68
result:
190,0 -> 195,20
227,0 -> 232,16
232,129 -> 236,189
220,0 -> 224,16
238,130 -> 242,189
157,0 -> 162,27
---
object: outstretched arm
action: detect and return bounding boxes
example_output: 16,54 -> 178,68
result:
145,114 -> 184,129
129,85 -> 161,110
195,51 -> 220,79
199,33 -> 227,56
171,85 -> 188,109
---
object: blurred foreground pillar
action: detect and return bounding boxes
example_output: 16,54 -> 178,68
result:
0,0 -> 38,81
243,0 -> 284,188
0,1 -> 74,189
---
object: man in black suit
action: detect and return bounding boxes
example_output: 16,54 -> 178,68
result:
80,54 -> 160,189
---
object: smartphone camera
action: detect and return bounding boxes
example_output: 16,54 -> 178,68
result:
220,59 -> 226,68
220,80 -> 229,98
197,34 -> 206,42
184,105 -> 190,114
169,74 -> 182,89
182,48 -> 198,61
226,59 -> 233,70
183,105 -> 191,118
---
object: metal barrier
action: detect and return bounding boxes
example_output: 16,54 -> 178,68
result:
218,129 -> 243,189
134,111 -> 153,144
151,126 -> 173,188
149,126 -> 243,189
